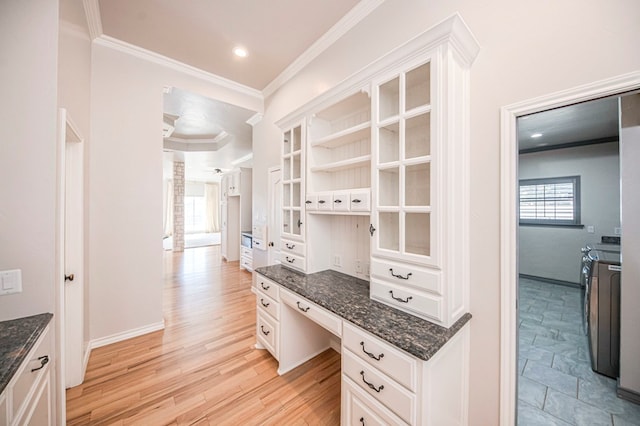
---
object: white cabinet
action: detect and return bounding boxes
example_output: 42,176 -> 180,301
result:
226,170 -> 241,197
240,246 -> 253,271
255,276 -> 280,360
1,325 -> 53,426
221,168 -> 252,263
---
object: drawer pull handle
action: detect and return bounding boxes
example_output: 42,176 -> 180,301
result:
260,282 -> 270,291
260,299 -> 270,308
360,342 -> 384,361
285,243 -> 295,249
296,301 -> 310,312
360,417 -> 365,426
286,256 -> 295,264
334,199 -> 343,203
389,291 -> 413,303
352,199 -> 362,203
389,268 -> 412,280
318,200 -> 326,204
369,224 -> 376,236
31,355 -> 49,372
260,325 -> 270,336
305,200 -> 312,204
360,371 -> 384,393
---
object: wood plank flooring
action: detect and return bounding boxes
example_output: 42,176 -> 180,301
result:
66,246 -> 341,425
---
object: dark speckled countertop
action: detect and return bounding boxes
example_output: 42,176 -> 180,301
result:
0,313 -> 53,395
255,265 -> 470,361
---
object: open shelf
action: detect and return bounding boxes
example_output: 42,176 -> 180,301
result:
310,155 -> 371,173
311,122 -> 371,148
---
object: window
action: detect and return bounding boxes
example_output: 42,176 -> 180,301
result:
184,196 -> 206,233
519,176 -> 581,226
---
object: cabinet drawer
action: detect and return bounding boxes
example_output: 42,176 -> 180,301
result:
281,239 -> 305,256
280,252 -> 306,272
256,291 -> 279,321
350,190 -> 371,212
241,246 -> 252,258
257,311 -> 278,359
305,194 -> 317,211
343,350 -> 416,425
371,279 -> 443,323
317,194 -> 332,210
343,322 -> 417,392
240,256 -> 253,271
371,258 -> 441,295
280,290 -> 342,337
332,191 -> 350,212
343,376 -> 407,426
12,325 -> 51,418
255,275 -> 279,300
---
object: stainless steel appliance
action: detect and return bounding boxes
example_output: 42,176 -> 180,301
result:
241,232 -> 253,249
587,258 -> 622,378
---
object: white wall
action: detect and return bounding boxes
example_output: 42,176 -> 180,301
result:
519,143 -> 621,283
619,98 -> 640,395
253,1 -> 640,423
89,43 -> 262,342
0,0 -> 59,320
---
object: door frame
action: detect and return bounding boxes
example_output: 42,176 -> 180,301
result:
499,71 -> 640,425
267,166 -> 282,266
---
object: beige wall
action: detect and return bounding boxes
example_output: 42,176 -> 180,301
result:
253,0 -> 640,422
0,0 -> 59,320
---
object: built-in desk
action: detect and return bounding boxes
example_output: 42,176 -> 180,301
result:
253,265 -> 471,425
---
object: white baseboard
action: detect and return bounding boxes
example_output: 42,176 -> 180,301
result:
90,320 -> 165,350
81,341 -> 91,380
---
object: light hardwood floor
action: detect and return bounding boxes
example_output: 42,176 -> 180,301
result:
66,246 -> 341,425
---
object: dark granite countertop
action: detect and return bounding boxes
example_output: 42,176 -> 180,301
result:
255,265 -> 470,361
0,313 -> 53,395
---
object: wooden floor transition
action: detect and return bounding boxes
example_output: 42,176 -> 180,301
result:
66,245 -> 341,425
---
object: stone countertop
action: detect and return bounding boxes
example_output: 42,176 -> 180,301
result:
255,265 -> 470,361
0,313 -> 53,395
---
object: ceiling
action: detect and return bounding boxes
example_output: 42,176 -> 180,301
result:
518,97 -> 619,151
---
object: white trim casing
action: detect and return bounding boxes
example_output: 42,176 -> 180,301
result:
499,71 -> 640,426
81,0 -> 103,40
89,320 -> 166,350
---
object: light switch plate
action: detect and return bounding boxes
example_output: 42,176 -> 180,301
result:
0,269 -> 22,295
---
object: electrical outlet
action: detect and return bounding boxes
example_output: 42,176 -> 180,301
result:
0,269 -> 22,296
587,225 -> 595,234
355,260 -> 362,273
333,255 -> 342,267
615,227 -> 622,235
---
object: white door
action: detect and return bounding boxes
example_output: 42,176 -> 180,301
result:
57,109 -> 85,389
268,167 -> 282,265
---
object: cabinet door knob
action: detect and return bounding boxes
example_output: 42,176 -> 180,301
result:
318,200 -> 326,204
352,199 -> 361,203
305,200 -> 312,204
334,199 -> 342,204
65,274 -> 74,282
369,224 -> 376,236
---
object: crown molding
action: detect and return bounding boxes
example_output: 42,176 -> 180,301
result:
246,113 -> 264,127
262,0 -> 385,99
94,35 -> 263,102
82,0 -> 103,40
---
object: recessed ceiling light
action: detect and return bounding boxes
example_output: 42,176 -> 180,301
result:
233,47 -> 248,58
531,133 -> 543,138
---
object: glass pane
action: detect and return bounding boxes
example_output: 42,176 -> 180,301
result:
405,113 -> 430,159
405,213 -> 430,256
293,126 -> 302,152
405,63 -> 431,111
379,212 -> 399,252
292,210 -> 302,236
379,77 -> 399,121
282,210 -> 290,234
378,168 -> 399,206
283,157 -> 291,181
283,183 -> 291,207
405,163 -> 430,206
292,182 -> 301,207
379,122 -> 399,163
283,130 -> 291,154
292,153 -> 301,179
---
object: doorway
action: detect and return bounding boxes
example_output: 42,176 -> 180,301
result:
499,72 -> 640,425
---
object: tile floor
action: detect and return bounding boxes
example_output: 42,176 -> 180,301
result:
517,277 -> 640,425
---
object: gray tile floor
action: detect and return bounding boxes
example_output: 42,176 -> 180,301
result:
517,277 -> 640,426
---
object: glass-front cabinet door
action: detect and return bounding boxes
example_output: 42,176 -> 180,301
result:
372,60 -> 434,266
281,123 -> 305,241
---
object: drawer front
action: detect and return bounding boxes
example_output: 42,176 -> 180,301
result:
370,279 -> 443,323
317,193 -> 332,211
305,194 -> 318,211
12,326 -> 52,417
257,311 -> 278,358
255,275 -> 279,300
332,191 -> 350,212
350,190 -> 371,212
280,290 -> 342,337
371,258 -> 441,295
343,322 -> 417,392
343,350 -> 416,425
280,252 -> 306,272
256,291 -> 279,321
281,239 -> 305,257
343,377 -> 407,426
241,246 -> 252,258
240,257 -> 253,271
